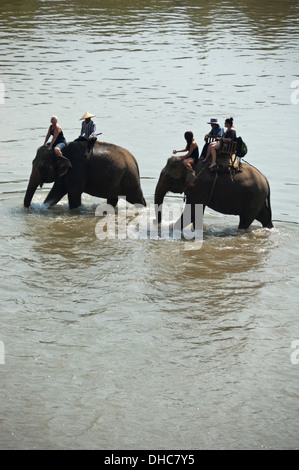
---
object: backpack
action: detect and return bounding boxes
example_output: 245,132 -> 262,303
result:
236,136 -> 248,158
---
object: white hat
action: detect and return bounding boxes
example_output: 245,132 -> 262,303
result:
80,112 -> 96,120
207,118 -> 219,125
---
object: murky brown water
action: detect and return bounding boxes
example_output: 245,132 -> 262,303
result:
0,0 -> 299,450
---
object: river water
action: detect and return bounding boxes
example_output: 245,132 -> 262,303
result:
0,0 -> 299,450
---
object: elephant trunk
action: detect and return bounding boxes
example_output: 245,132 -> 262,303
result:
24,168 -> 41,208
154,173 -> 168,223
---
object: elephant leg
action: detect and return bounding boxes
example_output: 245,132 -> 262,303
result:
255,203 -> 273,228
125,190 -> 146,207
174,201 -> 204,231
238,214 -> 254,230
68,189 -> 82,209
174,202 -> 194,231
44,181 -> 67,206
107,198 -> 118,207
195,204 -> 205,231
173,209 -> 187,231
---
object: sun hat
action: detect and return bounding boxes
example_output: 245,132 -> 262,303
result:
207,118 -> 219,125
80,112 -> 96,120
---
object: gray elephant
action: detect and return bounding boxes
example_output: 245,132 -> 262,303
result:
155,157 -> 273,230
24,140 -> 146,209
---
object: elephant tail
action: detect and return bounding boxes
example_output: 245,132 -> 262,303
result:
265,179 -> 273,228
249,165 -> 274,229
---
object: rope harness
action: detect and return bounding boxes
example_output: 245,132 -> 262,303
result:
206,172 -> 218,206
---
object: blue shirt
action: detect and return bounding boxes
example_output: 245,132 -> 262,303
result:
210,125 -> 224,137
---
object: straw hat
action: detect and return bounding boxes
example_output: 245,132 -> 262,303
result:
80,112 -> 96,120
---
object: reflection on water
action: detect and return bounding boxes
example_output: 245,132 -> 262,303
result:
2,0 -> 298,29
0,0 -> 299,450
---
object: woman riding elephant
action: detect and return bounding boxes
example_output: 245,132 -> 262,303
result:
24,140 -> 146,209
155,157 -> 273,230
173,131 -> 199,171
43,116 -> 67,158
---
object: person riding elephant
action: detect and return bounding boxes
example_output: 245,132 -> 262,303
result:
202,117 -> 237,169
200,118 -> 224,160
173,131 -> 199,171
43,116 -> 67,158
154,157 -> 273,230
24,140 -> 146,210
75,112 -> 98,157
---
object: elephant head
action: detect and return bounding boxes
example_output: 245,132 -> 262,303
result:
24,146 -> 72,207
154,157 -> 196,223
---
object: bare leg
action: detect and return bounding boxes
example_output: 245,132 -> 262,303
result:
202,141 -> 220,166
208,146 -> 218,168
202,144 -> 211,162
183,157 -> 194,171
54,146 -> 63,158
202,142 -> 214,162
183,158 -> 197,188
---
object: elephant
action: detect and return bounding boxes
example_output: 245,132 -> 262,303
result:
155,157 -> 273,230
24,140 -> 146,209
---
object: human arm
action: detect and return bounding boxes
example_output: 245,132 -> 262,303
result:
218,127 -> 225,137
222,129 -> 236,143
79,122 -> 84,138
173,147 -> 187,155
174,142 -> 197,160
87,121 -> 97,139
205,132 -> 222,142
44,126 -> 51,146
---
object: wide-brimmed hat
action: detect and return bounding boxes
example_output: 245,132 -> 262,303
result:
80,112 -> 96,120
207,118 -> 219,125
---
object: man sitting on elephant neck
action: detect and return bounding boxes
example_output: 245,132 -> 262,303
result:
75,112 -> 98,157
44,116 -> 67,158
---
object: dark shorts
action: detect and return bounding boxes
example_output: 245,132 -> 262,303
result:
54,139 -> 67,151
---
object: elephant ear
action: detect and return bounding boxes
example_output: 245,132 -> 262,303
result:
184,169 -> 197,187
166,157 -> 185,179
57,155 -> 72,178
